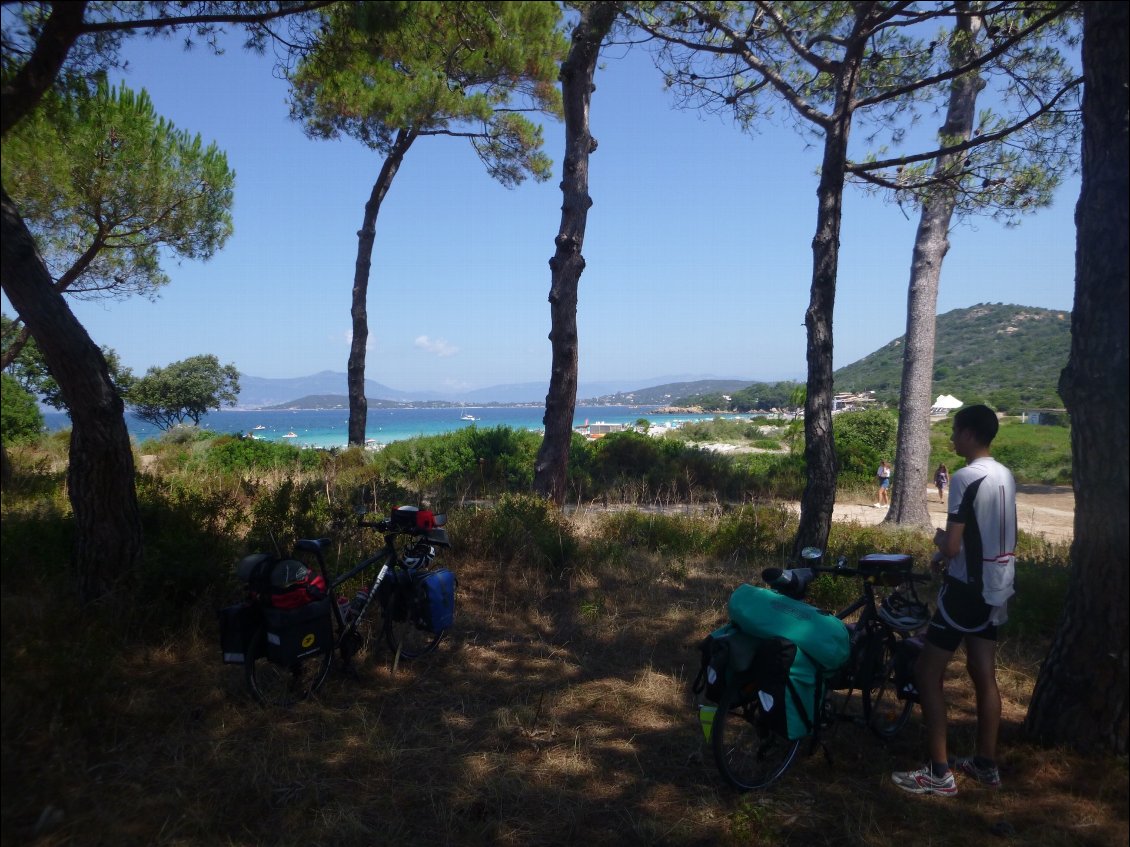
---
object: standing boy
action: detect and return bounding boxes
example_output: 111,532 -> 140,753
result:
892,405 -> 1017,796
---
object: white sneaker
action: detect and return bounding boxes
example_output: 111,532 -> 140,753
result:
873,503 -> 882,508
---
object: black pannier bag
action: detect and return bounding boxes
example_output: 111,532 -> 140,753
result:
748,637 -> 818,740
692,624 -> 759,706
261,598 -> 333,666
219,602 -> 261,664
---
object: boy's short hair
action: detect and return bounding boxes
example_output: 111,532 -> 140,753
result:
953,404 -> 1000,446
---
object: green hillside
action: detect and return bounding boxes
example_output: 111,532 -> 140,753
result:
584,380 -> 757,405
662,304 -> 1069,413
833,303 -> 1070,410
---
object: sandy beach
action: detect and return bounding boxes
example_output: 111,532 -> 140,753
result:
809,484 -> 1076,544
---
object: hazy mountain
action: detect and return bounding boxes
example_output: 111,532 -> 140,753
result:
238,303 -> 1067,414
236,371 -> 416,408
655,304 -> 1069,412
587,380 -> 764,406
236,371 -> 758,408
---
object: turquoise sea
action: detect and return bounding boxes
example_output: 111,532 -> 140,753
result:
41,406 -> 751,449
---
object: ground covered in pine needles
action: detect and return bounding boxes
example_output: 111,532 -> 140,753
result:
2,509 -> 1125,847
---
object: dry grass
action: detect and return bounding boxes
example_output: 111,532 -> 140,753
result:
2,532 -> 1126,847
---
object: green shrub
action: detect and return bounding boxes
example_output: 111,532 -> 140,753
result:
591,511 -> 711,556
832,410 -> 898,484
203,435 -> 323,473
244,476 -> 336,554
710,504 -> 796,565
930,417 -> 1072,486
1,373 -> 44,444
457,493 -> 578,573
0,509 -> 73,585
158,424 -> 216,445
371,426 -> 541,503
1006,560 -> 1070,642
134,476 -> 247,614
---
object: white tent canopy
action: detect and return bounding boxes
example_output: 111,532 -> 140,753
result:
932,394 -> 963,410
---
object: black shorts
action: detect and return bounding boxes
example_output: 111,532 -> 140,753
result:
925,579 -> 998,652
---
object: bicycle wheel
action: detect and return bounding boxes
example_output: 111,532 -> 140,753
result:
245,627 -> 332,707
383,568 -> 443,661
712,685 -> 802,791
861,633 -> 913,739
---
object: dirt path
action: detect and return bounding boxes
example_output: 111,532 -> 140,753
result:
821,484 -> 1075,543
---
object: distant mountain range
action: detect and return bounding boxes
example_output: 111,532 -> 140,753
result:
599,304 -> 1068,412
236,304 -> 1068,412
235,371 -> 761,409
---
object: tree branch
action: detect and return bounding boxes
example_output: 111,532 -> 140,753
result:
1,0 -> 88,137
850,1 -> 1075,111
846,75 -> 1082,174
77,2 -> 336,34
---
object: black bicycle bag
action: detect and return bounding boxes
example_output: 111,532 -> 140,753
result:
691,624 -> 759,705
261,598 -> 333,666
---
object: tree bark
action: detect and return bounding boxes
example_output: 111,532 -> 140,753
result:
0,1 -> 87,137
1,234 -> 105,370
886,4 -> 984,529
533,2 -> 617,505
1025,1 -> 1129,755
347,129 -> 415,447
1,185 -> 142,602
794,47 -> 865,556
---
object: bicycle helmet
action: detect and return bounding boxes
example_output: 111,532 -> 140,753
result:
878,591 -> 930,632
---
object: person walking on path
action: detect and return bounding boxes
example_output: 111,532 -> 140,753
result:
892,405 -> 1017,797
875,460 -> 892,508
934,463 -> 950,503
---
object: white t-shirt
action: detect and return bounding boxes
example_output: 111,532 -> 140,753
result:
946,456 -> 1018,622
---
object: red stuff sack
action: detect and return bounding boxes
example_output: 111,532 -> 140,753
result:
266,559 -> 326,609
391,505 -> 436,530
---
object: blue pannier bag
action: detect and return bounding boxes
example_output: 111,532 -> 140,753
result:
416,569 -> 456,633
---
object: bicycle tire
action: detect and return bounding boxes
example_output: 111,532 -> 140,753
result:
383,565 -> 443,661
861,632 -> 913,739
712,685 -> 802,791
245,627 -> 333,707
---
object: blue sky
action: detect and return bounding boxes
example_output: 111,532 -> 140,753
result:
4,25 -> 1078,396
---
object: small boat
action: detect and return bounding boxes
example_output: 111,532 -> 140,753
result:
282,431 -> 297,438
252,425 -> 266,430
460,407 -> 476,422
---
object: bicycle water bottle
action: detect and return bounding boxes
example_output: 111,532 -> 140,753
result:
349,586 -> 370,617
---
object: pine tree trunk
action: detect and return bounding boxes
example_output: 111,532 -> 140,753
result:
533,2 -> 617,505
887,5 -> 984,529
348,130 -> 415,447
795,55 -> 862,555
1,185 -> 142,602
1025,1 -> 1129,755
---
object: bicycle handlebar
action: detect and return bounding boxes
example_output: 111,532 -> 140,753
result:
760,562 -> 931,599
